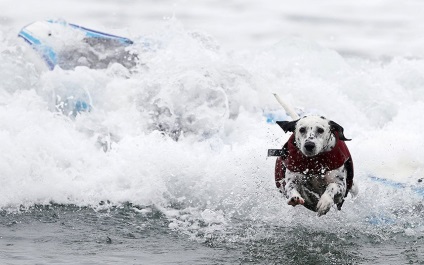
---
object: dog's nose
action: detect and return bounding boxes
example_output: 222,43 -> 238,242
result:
304,142 -> 315,152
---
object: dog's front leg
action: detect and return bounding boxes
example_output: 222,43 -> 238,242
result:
284,170 -> 305,206
316,183 -> 337,216
317,167 -> 347,216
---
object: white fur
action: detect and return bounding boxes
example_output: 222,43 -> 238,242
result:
282,116 -> 355,216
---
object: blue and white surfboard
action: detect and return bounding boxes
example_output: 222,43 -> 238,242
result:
18,20 -> 139,116
368,175 -> 424,197
18,19 -> 136,70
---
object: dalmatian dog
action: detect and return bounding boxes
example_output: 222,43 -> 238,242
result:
273,115 -> 357,216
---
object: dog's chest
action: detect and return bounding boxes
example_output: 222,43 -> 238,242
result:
298,173 -> 330,194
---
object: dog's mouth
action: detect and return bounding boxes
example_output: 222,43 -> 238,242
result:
302,141 -> 317,156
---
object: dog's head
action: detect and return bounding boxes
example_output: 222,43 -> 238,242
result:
277,116 -> 350,157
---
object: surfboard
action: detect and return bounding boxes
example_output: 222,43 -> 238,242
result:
18,20 -> 139,116
18,19 -> 137,70
368,175 -> 424,197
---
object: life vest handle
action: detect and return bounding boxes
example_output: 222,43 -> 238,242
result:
268,149 -> 285,157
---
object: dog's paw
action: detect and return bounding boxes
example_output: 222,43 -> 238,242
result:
349,182 -> 359,198
287,196 -> 305,206
317,193 -> 334,216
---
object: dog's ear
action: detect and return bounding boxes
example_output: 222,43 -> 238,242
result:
276,119 -> 299,133
329,121 -> 351,141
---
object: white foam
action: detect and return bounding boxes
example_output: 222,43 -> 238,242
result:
1,4 -> 424,240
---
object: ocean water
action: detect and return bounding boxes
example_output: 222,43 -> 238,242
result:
1,0 -> 424,264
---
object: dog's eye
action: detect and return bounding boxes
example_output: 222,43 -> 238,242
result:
317,128 -> 324,134
299,127 -> 306,133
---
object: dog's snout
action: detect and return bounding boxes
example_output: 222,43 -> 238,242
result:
304,142 -> 315,152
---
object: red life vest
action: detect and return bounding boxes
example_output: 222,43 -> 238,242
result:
275,132 -> 354,197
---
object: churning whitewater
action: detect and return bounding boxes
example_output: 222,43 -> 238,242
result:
1,4 -> 424,264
